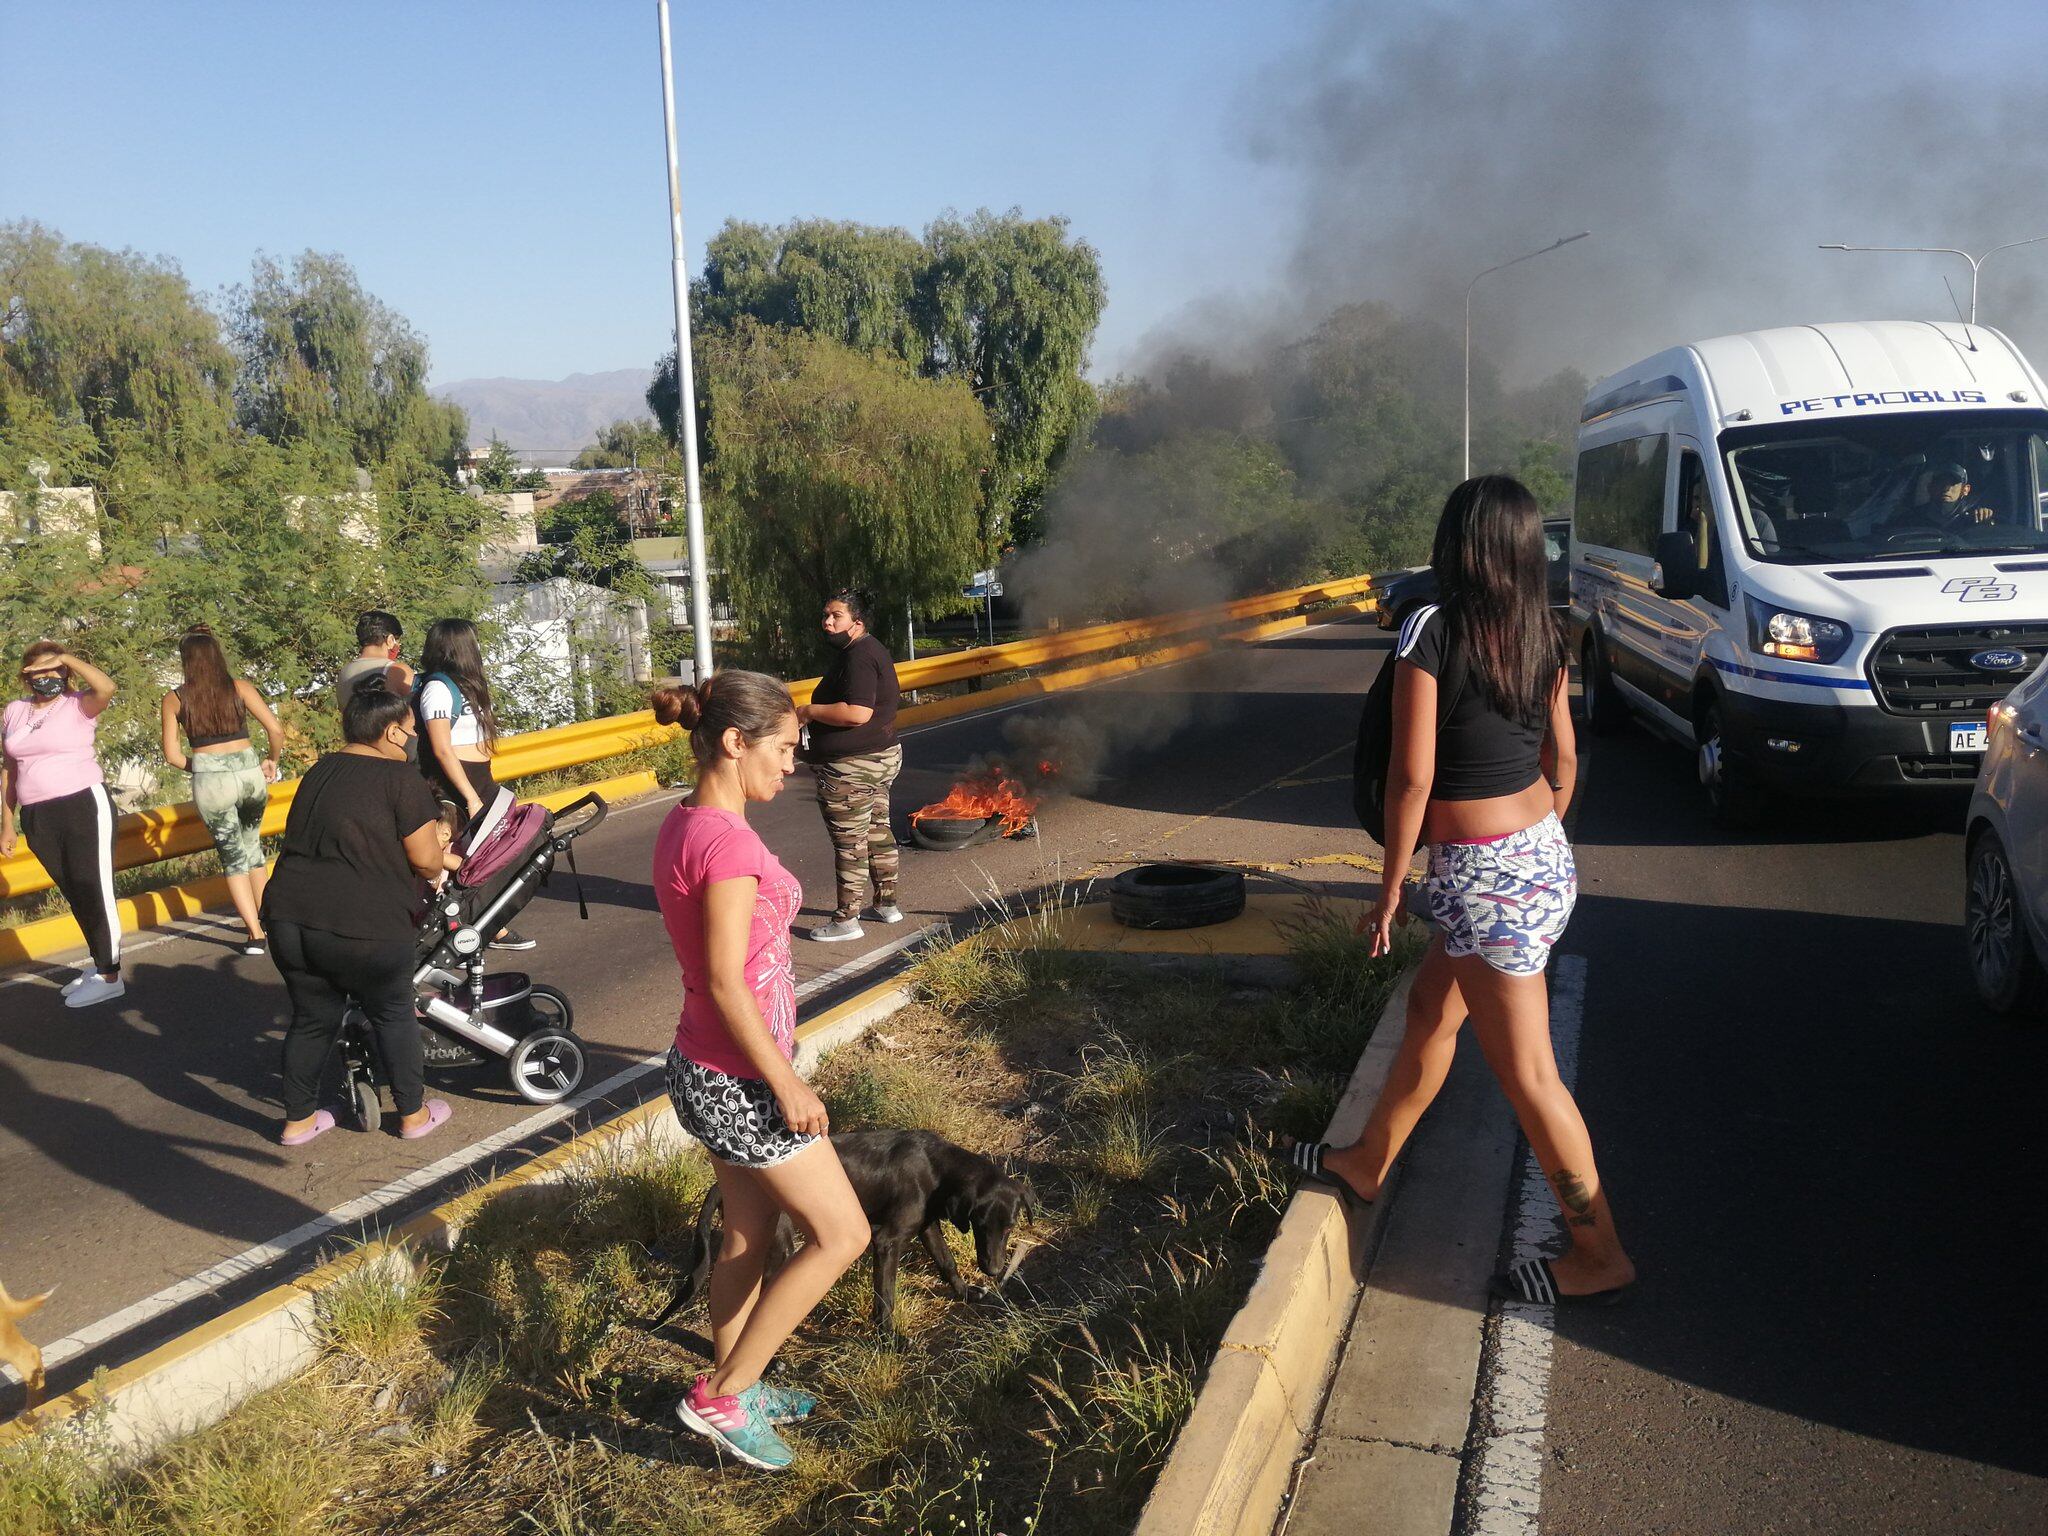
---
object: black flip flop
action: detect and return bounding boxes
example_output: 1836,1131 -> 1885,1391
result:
1280,1141 -> 1372,1208
1490,1256 -> 1632,1307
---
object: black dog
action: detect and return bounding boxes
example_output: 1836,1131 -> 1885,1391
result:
645,1129 -> 1036,1338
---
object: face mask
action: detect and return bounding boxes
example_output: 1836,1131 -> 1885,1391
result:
26,674 -> 64,697
825,628 -> 855,649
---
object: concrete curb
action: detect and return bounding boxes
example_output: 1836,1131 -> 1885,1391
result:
0,769 -> 664,969
0,968 -> 917,1457
1134,952 -> 1422,1536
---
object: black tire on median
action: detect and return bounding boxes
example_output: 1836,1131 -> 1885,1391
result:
1108,865 -> 1247,930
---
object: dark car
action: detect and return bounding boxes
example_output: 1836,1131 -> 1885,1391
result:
1376,517 -> 1571,631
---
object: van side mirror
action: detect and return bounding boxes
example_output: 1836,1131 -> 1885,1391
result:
1654,530 -> 1699,601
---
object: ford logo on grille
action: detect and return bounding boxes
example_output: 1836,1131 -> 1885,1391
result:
1970,648 -> 2030,672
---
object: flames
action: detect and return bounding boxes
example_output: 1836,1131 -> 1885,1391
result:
912,757 -> 1058,836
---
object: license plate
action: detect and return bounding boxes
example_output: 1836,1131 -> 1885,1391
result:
1951,721 -> 1988,753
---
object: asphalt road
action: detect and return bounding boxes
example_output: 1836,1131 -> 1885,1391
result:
1516,716 -> 2048,1533
0,618 -> 1384,1407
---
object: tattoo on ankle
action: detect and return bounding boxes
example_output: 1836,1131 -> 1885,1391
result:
1568,1215 -> 1597,1227
1553,1169 -> 1594,1215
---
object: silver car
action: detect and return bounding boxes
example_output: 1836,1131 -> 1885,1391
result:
1965,661 -> 2048,1012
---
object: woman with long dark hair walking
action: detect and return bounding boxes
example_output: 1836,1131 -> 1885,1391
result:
161,625 -> 285,956
1294,475 -> 1635,1304
415,618 -> 529,951
650,671 -> 869,1470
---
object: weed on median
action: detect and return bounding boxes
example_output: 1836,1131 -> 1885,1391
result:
0,906 -> 1408,1536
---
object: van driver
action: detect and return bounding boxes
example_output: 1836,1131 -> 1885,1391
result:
1894,463 -> 1995,529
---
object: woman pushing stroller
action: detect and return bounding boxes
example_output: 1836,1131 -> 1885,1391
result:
264,680 -> 462,1146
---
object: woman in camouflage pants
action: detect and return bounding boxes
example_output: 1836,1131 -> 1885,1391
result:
796,589 -> 903,942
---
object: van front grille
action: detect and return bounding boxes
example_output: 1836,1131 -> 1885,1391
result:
1866,623 -> 2048,716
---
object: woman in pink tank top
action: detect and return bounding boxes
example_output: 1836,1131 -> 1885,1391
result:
648,671 -> 869,1471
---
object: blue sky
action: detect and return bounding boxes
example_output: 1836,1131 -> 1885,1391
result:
11,3 -> 2048,396
3,0 -> 1302,385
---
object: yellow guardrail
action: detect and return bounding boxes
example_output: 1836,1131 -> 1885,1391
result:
0,572 -> 1379,903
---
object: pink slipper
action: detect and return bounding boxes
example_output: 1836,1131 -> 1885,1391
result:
280,1109 -> 336,1147
399,1099 -> 452,1140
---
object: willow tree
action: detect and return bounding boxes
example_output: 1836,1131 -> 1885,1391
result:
700,321 -> 990,669
648,209 -> 1105,552
0,220 -> 236,472
228,251 -> 468,475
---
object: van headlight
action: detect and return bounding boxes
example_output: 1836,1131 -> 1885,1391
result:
1748,599 -> 1851,664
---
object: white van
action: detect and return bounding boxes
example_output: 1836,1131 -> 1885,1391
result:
1570,321 -> 2048,824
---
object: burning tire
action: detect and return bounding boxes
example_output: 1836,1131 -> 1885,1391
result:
912,815 -> 992,850
1108,865 -> 1246,930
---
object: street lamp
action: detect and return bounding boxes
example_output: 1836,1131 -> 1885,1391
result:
1819,235 -> 2048,325
1465,233 -> 1590,480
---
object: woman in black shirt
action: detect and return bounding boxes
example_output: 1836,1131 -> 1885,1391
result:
796,587 -> 903,943
1294,476 -> 1636,1306
264,682 -> 459,1146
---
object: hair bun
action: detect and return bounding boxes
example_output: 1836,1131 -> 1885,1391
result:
651,683 -> 704,730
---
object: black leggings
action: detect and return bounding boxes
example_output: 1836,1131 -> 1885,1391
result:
270,919 -> 423,1121
20,784 -> 121,975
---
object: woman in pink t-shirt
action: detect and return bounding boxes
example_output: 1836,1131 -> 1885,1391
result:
1,641 -> 125,1008
649,671 -> 870,1471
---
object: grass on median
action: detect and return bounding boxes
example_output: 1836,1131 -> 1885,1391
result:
0,900 -> 1410,1536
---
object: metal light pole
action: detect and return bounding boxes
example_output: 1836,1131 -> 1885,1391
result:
1820,235 -> 2048,325
1464,232 -> 1590,480
656,0 -> 714,683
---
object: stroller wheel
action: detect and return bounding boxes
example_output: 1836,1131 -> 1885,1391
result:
508,1030 -> 585,1104
351,1075 -> 383,1134
528,983 -> 573,1034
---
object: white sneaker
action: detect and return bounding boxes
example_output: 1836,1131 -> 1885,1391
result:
65,974 -> 126,1009
810,917 -> 864,943
60,966 -> 95,996
870,903 -> 905,925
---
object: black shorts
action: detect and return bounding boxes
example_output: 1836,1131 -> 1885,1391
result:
665,1047 -> 816,1168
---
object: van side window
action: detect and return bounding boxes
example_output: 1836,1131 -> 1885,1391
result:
1675,450 -> 1729,607
1574,435 -> 1668,557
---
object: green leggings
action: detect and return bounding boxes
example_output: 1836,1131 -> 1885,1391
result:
191,747 -> 269,876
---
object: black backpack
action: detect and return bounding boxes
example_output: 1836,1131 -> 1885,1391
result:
1352,621 -> 1468,847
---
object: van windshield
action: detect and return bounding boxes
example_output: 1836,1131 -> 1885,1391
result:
1719,408 -> 2048,563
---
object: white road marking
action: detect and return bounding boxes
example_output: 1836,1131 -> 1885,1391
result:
1468,952 -> 1588,1536
17,923 -> 930,1385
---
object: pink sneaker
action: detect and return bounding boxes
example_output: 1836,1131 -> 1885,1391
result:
675,1375 -> 793,1470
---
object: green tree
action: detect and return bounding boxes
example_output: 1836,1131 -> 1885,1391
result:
648,209 -> 1105,552
0,220 -> 236,473
227,250 -> 468,474
699,321 -> 991,669
515,490 -> 651,598
918,209 -> 1105,547
473,436 -> 518,491
574,416 -> 673,470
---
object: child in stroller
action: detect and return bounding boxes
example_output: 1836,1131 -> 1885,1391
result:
338,787 -> 608,1130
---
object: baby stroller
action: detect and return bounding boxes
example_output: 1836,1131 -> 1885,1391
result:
339,787 -> 609,1131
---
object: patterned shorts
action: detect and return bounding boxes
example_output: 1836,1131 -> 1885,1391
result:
1424,814 -> 1576,976
665,1047 -> 817,1168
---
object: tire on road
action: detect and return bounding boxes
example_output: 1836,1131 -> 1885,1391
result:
1697,696 -> 1763,830
1108,865 -> 1247,930
911,815 -> 993,851
1966,826 -> 2048,1016
1581,631 -> 1628,736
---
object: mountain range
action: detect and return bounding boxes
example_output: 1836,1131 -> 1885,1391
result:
431,368 -> 654,463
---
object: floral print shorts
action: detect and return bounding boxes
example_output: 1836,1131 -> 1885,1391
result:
1424,813 -> 1576,976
